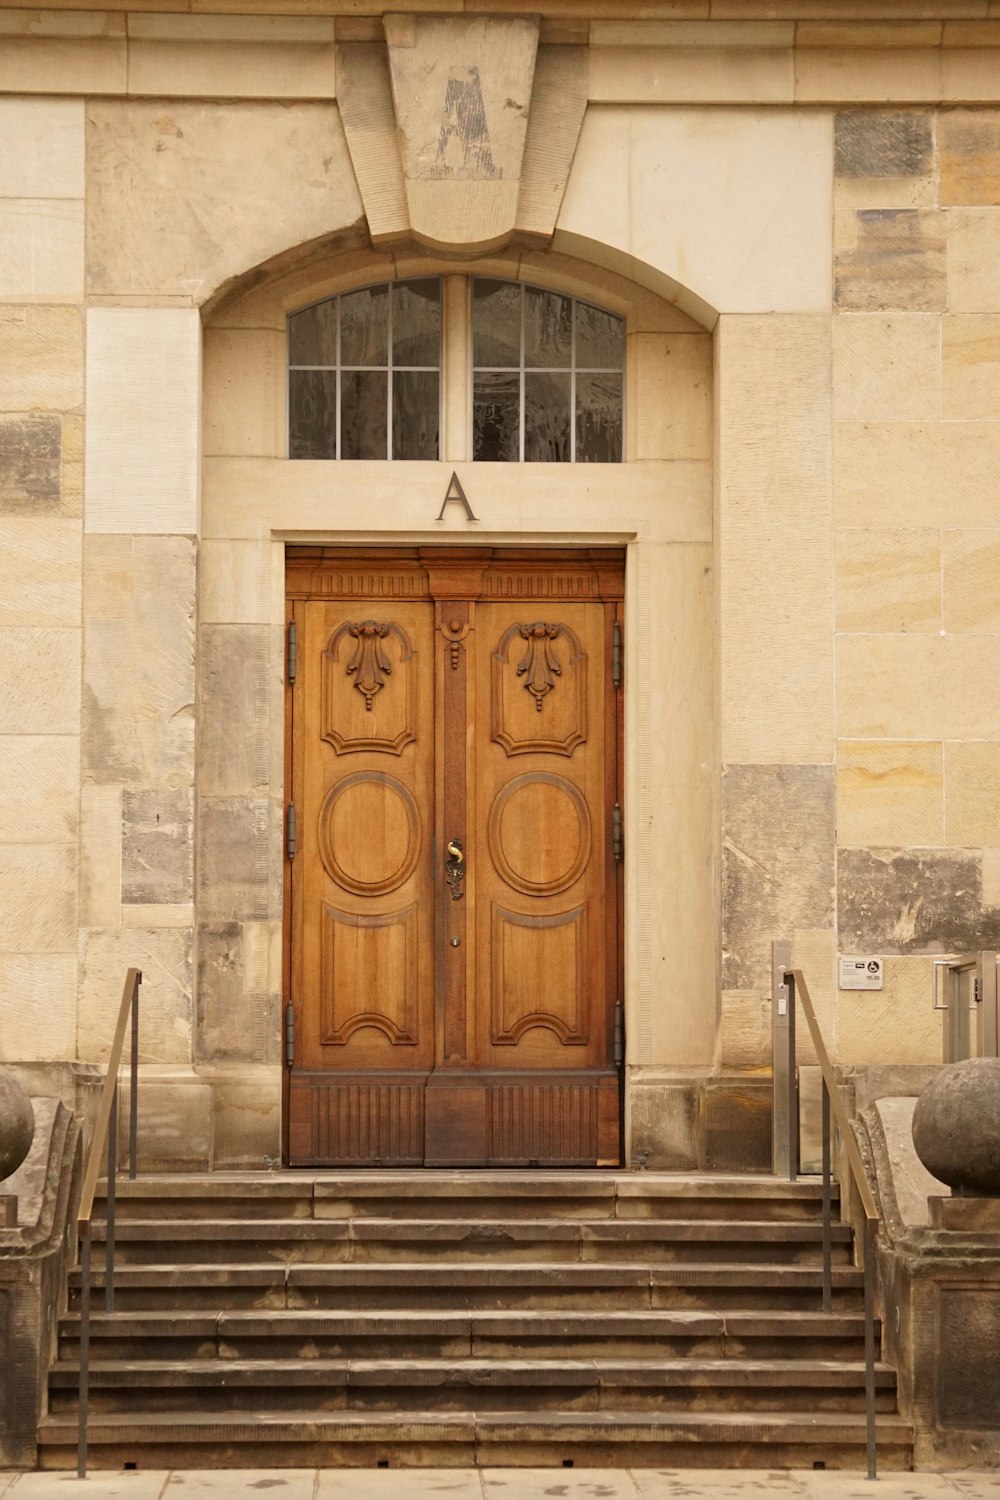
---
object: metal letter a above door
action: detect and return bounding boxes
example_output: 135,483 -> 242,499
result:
436,472 -> 479,523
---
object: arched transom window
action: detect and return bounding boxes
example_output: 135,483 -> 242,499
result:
288,277 -> 624,464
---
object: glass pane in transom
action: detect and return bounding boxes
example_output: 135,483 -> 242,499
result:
341,285 -> 389,367
524,288 -> 571,369
473,279 -> 521,368
394,280 -> 440,368
288,302 -> 338,367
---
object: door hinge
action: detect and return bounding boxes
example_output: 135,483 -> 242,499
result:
613,999 -> 625,1067
286,802 -> 297,860
612,621 -> 622,690
613,802 -> 623,863
287,619 -> 297,684
284,1002 -> 295,1067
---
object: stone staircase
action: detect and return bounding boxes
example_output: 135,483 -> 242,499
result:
40,1173 -> 912,1470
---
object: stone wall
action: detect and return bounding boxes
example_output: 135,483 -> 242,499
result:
4,12 -> 1000,1167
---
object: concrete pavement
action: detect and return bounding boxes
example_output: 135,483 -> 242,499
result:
2,1471 -> 1000,1499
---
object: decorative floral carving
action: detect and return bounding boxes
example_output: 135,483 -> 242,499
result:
516,622 -> 562,711
346,620 -> 393,710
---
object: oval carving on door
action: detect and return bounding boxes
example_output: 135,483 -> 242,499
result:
488,772 -> 591,897
318,772 -> 421,896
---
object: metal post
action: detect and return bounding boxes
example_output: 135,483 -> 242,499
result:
821,1079 -> 832,1315
863,1216 -> 878,1481
785,969 -> 799,1180
979,952 -> 999,1059
129,973 -> 140,1180
77,1222 -> 91,1479
771,940 -> 794,1178
105,1088 -> 117,1315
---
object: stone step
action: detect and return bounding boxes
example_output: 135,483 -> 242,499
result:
67,1260 -> 865,1313
37,1406 -> 913,1471
58,1306 -> 877,1362
89,1216 -> 854,1267
48,1355 -> 898,1416
98,1173 -> 839,1224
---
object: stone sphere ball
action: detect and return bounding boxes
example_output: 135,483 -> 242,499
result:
912,1057 -> 1000,1195
0,1067 -> 34,1182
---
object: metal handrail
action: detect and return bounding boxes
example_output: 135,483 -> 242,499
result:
76,966 -> 142,1479
783,966 -> 879,1482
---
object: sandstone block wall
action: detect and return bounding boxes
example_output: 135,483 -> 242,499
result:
1,14 -> 999,1167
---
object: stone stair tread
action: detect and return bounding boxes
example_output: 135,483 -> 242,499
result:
69,1260 -> 864,1289
89,1216 -> 852,1242
60,1306 -> 874,1336
38,1407 -> 908,1442
50,1355 -> 898,1387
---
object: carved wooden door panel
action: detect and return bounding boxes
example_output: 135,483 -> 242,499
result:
286,549 -> 623,1168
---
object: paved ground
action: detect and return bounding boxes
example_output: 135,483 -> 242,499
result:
3,1471 -> 1000,1499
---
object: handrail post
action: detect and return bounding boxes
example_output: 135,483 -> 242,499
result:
785,968 -> 799,1180
76,967 -> 142,1480
77,1221 -> 91,1479
821,1077 -> 832,1315
105,1087 -> 117,1315
129,973 -> 140,1179
864,1215 -> 878,1480
771,940 -> 794,1178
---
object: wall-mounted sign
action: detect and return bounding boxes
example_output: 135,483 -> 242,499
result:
838,956 -> 884,991
436,472 -> 478,522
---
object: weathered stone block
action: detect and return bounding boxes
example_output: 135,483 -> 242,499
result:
838,848 -> 1000,955
837,633 -> 1000,740
629,1081 -> 697,1172
0,518 -> 80,629
832,313 -> 939,421
2,625 -> 77,728
209,1073 -> 281,1169
835,209 -> 946,313
202,328 -> 281,460
78,783 -> 120,928
0,953 -> 76,1062
82,535 -> 194,786
948,208 -> 1000,314
836,419 -> 1000,530
78,927 -> 192,1065
0,846 -> 76,955
0,98 -> 84,199
943,529 -> 1000,635
837,740 -> 943,849
85,308 -> 200,536
942,314 -> 1000,420
0,306 -> 82,411
835,527 -> 940,633
716,315 -> 833,765
0,200 -> 83,302
198,539 -> 272,626
385,14 -> 538,251
86,100 -> 362,301
0,417 -> 60,515
121,787 -> 193,906
720,989 -> 771,1070
722,764 -> 835,991
940,108 -> 1000,207
198,625 -> 272,798
0,736 -> 79,844
197,799 -> 270,922
196,923 -> 279,1066
834,109 -> 933,179
838,956 -> 940,1065
945,742 -> 1000,849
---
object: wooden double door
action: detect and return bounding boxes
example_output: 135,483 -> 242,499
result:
285,548 -> 624,1167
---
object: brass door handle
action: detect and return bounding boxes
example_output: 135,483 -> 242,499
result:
445,838 -> 465,901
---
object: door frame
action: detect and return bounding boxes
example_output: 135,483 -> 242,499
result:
281,541 -> 626,1166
